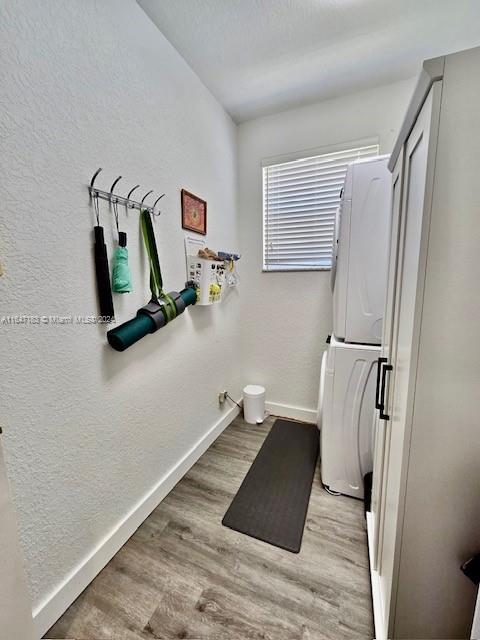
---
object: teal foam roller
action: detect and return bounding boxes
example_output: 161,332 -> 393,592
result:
180,286 -> 196,307
107,313 -> 154,352
107,285 -> 196,352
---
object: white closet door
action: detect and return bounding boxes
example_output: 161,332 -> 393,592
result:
371,148 -> 404,571
0,437 -> 34,639
376,81 -> 442,639
471,592 -> 480,640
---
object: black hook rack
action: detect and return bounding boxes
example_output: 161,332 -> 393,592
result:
89,168 -> 165,217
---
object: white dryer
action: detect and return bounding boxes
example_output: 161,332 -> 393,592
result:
332,155 -> 392,345
318,335 -> 380,499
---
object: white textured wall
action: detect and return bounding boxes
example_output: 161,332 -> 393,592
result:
0,0 -> 240,620
238,79 -> 414,412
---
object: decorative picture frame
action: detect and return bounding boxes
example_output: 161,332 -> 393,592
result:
181,189 -> 207,235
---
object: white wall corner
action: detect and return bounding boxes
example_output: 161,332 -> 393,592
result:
266,401 -> 318,424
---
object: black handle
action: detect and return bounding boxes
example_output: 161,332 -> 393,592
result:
375,358 -> 387,410
94,226 -> 115,320
461,552 -> 480,585
379,364 -> 393,420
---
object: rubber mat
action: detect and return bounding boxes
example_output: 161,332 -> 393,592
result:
222,418 -> 319,553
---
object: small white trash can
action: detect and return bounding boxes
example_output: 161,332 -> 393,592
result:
243,384 -> 266,424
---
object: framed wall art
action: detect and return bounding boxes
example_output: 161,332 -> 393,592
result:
181,189 -> 207,235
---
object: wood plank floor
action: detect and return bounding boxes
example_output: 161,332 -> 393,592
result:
45,416 -> 373,640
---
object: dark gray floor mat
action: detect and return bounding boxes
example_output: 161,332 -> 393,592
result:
222,418 -> 319,553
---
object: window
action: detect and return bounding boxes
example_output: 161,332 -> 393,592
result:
263,143 -> 379,271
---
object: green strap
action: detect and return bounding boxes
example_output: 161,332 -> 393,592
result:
140,210 -> 163,301
140,210 -> 178,322
162,293 -> 177,321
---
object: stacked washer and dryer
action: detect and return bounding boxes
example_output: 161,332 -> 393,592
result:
318,155 -> 391,499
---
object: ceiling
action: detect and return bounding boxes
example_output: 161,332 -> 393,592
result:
138,0 -> 480,123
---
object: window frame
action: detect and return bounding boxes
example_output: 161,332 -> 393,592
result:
262,137 -> 380,273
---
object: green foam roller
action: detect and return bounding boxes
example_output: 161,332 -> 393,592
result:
180,286 -> 197,307
107,285 -> 197,352
107,313 -> 155,352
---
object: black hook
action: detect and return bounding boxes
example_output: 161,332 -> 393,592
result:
109,176 -> 122,201
141,190 -> 153,208
126,184 -> 140,208
152,193 -> 165,216
90,168 -> 103,225
90,167 -> 103,189
110,176 -> 122,234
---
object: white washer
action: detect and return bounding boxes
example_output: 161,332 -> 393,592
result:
317,335 -> 380,499
332,155 -> 392,345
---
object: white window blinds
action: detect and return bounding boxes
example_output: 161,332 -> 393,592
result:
263,144 -> 379,271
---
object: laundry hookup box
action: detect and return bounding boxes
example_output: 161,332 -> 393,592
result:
185,237 -> 226,305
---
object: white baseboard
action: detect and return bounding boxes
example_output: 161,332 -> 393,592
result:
366,511 -> 385,640
35,403 -> 240,639
265,401 -> 317,424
